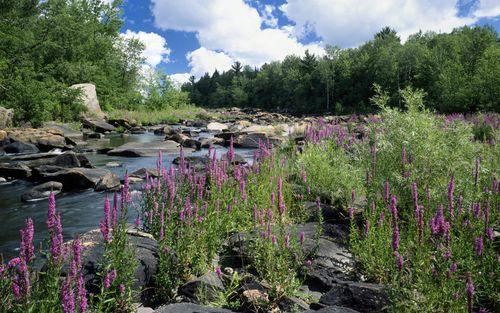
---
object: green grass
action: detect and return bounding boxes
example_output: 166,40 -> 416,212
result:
106,106 -> 219,126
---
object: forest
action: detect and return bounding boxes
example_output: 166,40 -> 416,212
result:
183,26 -> 499,115
0,0 -> 187,126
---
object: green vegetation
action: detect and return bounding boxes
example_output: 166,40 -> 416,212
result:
297,89 -> 499,312
183,26 -> 500,114
107,106 -> 212,126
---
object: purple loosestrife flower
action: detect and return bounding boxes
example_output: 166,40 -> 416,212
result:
485,227 -> 494,241
47,192 -> 57,229
299,231 -> 305,245
20,218 -> 34,263
12,278 -> 21,299
378,211 -> 385,226
392,224 -> 400,251
474,236 -> 484,256
348,207 -> 354,220
466,273 -> 474,313
394,251 -> 403,271
100,196 -> 111,243
305,259 -> 312,268
271,235 -> 277,245
215,267 -> 222,280
112,192 -> 118,229
8,257 -> 21,268
474,157 -> 480,187
390,195 -> 398,222
411,182 -> 418,216
104,269 -> 117,289
61,278 -> 75,313
50,213 -> 63,264
364,220 -> 370,237
450,263 -> 457,273
384,181 -> 390,203
448,175 -> 455,218
277,178 -> 286,215
284,234 -> 290,248
77,272 -> 87,313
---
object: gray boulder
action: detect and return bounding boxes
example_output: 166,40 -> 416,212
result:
21,181 -> 63,202
179,271 -> 225,302
4,140 -> 40,154
39,167 -> 119,191
319,281 -> 390,313
70,83 -> 105,118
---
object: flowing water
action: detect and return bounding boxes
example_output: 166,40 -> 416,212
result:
0,131 -> 254,260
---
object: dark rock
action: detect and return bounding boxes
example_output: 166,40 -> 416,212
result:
130,126 -> 146,134
214,132 -> 241,144
179,272 -> 224,302
82,118 -> 116,133
85,132 -> 104,139
308,306 -> 361,313
108,118 -> 132,130
182,138 -> 201,150
21,181 -> 63,202
221,153 -> 247,165
319,281 -> 390,313
4,140 -> 40,154
39,167 -> 119,191
26,151 -> 88,169
153,303 -> 234,313
165,132 -> 190,143
0,163 -> 32,178
79,228 -> 158,304
173,155 -> 209,171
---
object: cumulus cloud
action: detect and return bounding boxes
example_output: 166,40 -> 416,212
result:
151,0 -> 324,77
280,0 -> 498,48
121,30 -> 171,68
262,5 -> 279,27
169,73 -> 191,87
473,0 -> 500,18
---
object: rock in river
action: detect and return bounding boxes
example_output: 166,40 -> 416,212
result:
108,140 -> 186,157
21,181 -> 63,202
82,118 -> 115,133
39,167 -> 119,191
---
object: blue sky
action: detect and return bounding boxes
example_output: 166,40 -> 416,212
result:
114,0 -> 500,83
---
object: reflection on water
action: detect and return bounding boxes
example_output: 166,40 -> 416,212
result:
0,132 -> 255,260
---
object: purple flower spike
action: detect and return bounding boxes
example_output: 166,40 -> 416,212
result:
466,273 -> 474,313
215,267 -> 222,279
474,236 -> 484,256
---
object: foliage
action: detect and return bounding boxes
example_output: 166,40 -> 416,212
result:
296,89 -> 499,312
183,26 -> 499,115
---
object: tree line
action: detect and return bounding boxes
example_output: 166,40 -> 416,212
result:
0,0 -> 187,126
182,26 -> 499,115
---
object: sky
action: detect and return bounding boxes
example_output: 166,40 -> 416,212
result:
112,0 -> 500,84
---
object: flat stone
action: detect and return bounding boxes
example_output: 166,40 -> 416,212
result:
234,132 -> 283,148
308,306 -> 361,313
21,181 -> 63,202
108,141 -> 185,157
4,140 -> 40,154
200,137 -> 224,148
130,168 -> 161,179
207,122 -> 229,132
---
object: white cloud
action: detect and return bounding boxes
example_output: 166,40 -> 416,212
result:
121,30 -> 171,68
151,0 -> 324,77
169,73 -> 191,87
186,47 -> 234,78
280,0 -> 499,48
474,0 -> 500,18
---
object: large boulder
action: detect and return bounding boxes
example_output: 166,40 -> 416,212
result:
0,106 -> 13,129
26,151 -> 90,169
77,228 -> 159,304
70,83 -> 105,118
82,118 -> 115,134
234,132 -> 284,148
39,167 -> 119,191
21,181 -> 63,202
108,141 -> 185,157
4,140 -> 40,154
319,281 -> 390,313
173,156 -> 209,171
